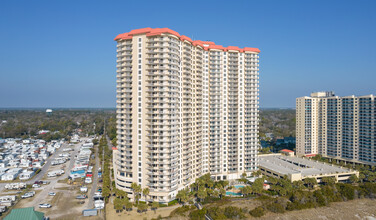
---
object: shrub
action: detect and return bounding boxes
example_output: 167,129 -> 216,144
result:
336,183 -> 355,200
249,206 -> 265,217
202,196 -> 221,205
207,207 -> 226,220
266,202 -> 285,213
170,205 -> 195,217
168,199 -> 178,206
224,206 -> 245,219
189,208 -> 207,220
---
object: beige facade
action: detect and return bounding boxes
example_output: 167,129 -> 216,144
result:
296,92 -> 376,165
114,28 -> 260,203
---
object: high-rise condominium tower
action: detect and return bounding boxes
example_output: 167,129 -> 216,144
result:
113,28 -> 260,203
296,92 -> 375,165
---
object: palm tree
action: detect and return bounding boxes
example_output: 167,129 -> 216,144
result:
219,187 -> 226,198
137,203 -> 148,213
125,201 -> 133,212
131,183 -> 142,204
222,180 -> 229,189
135,185 -> 142,204
115,188 -> 127,199
197,188 -> 207,202
240,186 -> 252,197
303,178 -> 317,189
143,187 -> 150,202
131,182 -> 137,200
114,197 -> 123,213
151,201 -> 159,211
176,189 -> 189,205
212,190 -> 220,198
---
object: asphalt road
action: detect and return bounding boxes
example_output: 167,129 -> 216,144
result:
23,141 -> 82,207
27,142 -> 69,185
86,143 -> 100,209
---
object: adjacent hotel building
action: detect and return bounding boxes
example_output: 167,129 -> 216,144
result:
296,92 -> 375,165
113,28 -> 260,203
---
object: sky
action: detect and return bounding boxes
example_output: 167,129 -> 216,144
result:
0,0 -> 375,108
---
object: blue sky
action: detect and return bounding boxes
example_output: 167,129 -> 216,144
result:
0,0 -> 375,108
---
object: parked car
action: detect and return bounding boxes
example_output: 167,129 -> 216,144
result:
39,204 -> 52,208
84,177 -> 92,184
48,192 -> 56,196
32,184 -> 41,188
76,195 -> 87,199
34,181 -> 43,185
21,193 -> 32,199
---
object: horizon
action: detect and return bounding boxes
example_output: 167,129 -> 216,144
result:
1,0 -> 375,108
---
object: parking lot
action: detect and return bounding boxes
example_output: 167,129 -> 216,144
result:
0,138 -> 103,219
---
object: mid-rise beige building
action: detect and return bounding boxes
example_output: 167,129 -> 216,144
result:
296,92 -> 375,165
113,28 -> 260,203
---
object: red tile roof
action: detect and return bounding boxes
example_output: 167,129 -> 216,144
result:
281,149 -> 294,153
114,27 -> 260,53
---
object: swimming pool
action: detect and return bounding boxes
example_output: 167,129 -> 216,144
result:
234,185 -> 245,189
226,191 -> 242,196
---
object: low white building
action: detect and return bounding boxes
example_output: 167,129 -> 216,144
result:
19,170 -> 35,180
19,161 -> 31,168
32,161 -> 44,168
1,172 -> 18,181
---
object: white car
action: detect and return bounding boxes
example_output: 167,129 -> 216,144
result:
39,203 -> 52,208
21,193 -> 33,199
32,184 -> 41,188
48,192 -> 56,196
85,177 -> 92,184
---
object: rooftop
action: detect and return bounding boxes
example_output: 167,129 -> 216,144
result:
259,154 -> 354,177
4,207 -> 44,220
114,27 -> 260,53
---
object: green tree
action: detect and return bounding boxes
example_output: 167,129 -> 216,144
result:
222,180 -> 229,188
124,201 -> 133,211
151,201 -> 159,211
176,188 -> 189,205
102,186 -> 111,199
137,203 -> 148,213
253,170 -> 262,177
240,186 -> 252,197
131,182 -> 142,204
212,189 -> 220,198
252,178 -> 264,194
359,173 -> 366,183
143,187 -> 150,202
349,174 -> 359,184
303,178 -> 317,189
114,197 -> 123,213
197,188 -> 207,202
115,188 -> 127,199
292,180 -> 305,190
219,187 -> 226,198
321,177 -> 336,186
